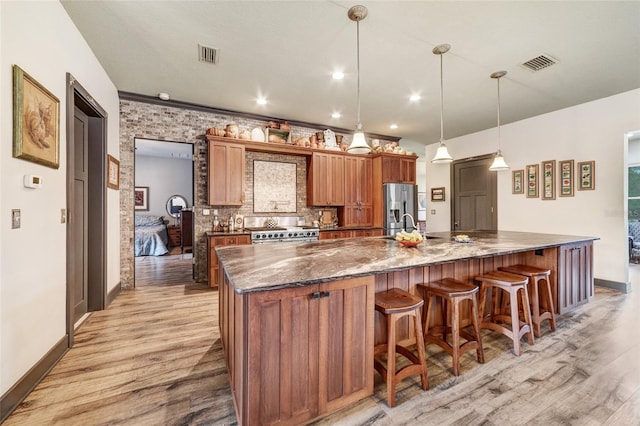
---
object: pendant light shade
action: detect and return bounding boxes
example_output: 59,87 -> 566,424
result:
431,44 -> 453,164
489,70 -> 510,171
347,5 -> 371,154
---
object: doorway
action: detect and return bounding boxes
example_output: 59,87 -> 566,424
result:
66,74 -> 108,347
451,155 -> 497,231
133,139 -> 195,286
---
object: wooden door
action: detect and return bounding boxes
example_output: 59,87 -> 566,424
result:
246,285 -> 321,425
319,277 -> 374,413
452,156 -> 497,231
72,107 -> 89,323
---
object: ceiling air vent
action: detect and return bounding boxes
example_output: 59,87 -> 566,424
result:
520,54 -> 558,72
198,44 -> 218,65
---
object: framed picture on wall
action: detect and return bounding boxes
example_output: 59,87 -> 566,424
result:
578,160 -> 595,190
512,169 -> 524,194
107,154 -> 120,190
526,164 -> 539,198
541,160 -> 556,200
559,159 -> 574,197
134,186 -> 149,210
12,65 -> 60,169
431,187 -> 445,202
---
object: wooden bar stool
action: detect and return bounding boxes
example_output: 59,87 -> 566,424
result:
374,288 -> 428,407
417,278 -> 484,376
475,271 -> 535,356
499,264 -> 557,338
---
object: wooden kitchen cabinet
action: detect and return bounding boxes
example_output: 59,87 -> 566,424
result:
340,156 -> 373,227
207,234 -> 250,288
223,275 -> 374,426
380,154 -> 416,184
556,241 -> 593,314
319,228 -> 383,240
307,152 -> 345,206
208,140 -> 245,205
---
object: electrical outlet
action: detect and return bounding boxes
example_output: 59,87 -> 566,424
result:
61,208 -> 66,223
11,209 -> 21,229
430,209 -> 436,215
202,208 -> 210,216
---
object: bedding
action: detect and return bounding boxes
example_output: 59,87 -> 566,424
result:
135,215 -> 169,256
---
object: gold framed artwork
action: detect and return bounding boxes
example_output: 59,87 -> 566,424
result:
12,65 -> 60,169
578,160 -> 595,190
431,187 -> 445,202
559,159 -> 574,197
512,169 -> 524,194
526,164 -> 539,198
134,186 -> 149,211
541,160 -> 556,200
107,155 -> 120,190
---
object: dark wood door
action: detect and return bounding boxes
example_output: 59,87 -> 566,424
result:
452,156 -> 497,231
72,107 -> 89,323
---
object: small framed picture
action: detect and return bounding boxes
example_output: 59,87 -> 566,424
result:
526,164 -> 539,198
541,160 -> 556,200
431,187 -> 445,202
512,169 -> 524,194
578,160 -> 595,190
418,192 -> 427,210
134,186 -> 149,211
107,154 -> 120,190
559,160 -> 574,197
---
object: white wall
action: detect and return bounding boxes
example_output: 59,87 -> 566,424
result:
425,89 -> 640,286
0,1 -> 120,394
135,155 -> 193,219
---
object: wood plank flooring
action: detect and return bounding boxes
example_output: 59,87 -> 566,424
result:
5,260 -> 640,425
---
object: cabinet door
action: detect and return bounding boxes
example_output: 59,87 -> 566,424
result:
381,156 -> 401,183
557,242 -> 593,314
328,154 -> 345,205
360,157 -> 373,204
318,277 -> 374,413
208,141 -> 245,205
344,156 -> 359,205
246,286 -> 321,425
208,235 -> 250,288
401,157 -> 416,184
307,153 -> 330,206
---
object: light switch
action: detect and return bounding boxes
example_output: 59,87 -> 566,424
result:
430,209 -> 436,215
202,208 -> 210,216
11,209 -> 21,229
61,208 -> 66,224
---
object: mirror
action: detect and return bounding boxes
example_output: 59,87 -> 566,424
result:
166,195 -> 188,218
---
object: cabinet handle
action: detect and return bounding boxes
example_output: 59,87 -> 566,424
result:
320,291 -> 330,298
310,292 -> 321,299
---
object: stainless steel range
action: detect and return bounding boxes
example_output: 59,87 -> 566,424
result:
243,216 -> 319,244
248,227 -> 319,244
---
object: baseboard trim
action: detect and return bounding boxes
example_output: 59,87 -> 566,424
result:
595,278 -> 631,294
0,336 -> 68,422
106,281 -> 121,307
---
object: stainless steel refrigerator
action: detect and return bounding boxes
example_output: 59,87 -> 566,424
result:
383,183 -> 418,236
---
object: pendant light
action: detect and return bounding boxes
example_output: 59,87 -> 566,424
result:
347,5 -> 371,154
489,70 -> 510,171
431,44 -> 453,164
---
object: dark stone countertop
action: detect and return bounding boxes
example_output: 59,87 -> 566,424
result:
215,230 -> 598,294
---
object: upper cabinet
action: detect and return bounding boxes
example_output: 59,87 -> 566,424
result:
208,140 -> 245,205
340,156 -> 373,227
380,154 -> 416,184
307,152 -> 345,206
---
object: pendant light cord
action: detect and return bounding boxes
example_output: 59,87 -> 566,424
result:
356,19 -> 362,130
439,52 -> 444,144
497,76 -> 501,152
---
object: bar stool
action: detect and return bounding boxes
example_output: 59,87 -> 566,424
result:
499,265 -> 556,338
417,278 -> 484,376
374,288 -> 428,407
475,271 -> 535,356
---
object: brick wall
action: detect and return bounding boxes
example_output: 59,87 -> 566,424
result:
119,99 -> 395,287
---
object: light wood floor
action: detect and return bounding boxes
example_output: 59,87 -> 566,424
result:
5,260 -> 640,425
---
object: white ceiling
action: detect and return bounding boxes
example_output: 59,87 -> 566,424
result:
61,1 -> 640,146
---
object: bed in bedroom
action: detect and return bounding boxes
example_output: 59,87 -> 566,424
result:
135,215 -> 169,256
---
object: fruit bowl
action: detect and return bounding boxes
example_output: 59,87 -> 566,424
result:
398,239 -> 422,247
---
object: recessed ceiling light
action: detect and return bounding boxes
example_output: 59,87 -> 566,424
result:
409,94 -> 421,102
332,71 -> 345,80
158,92 -> 170,101
256,97 -> 267,105
390,123 -> 398,129
332,112 -> 341,119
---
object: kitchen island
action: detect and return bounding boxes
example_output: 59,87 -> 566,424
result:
216,231 -> 596,426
